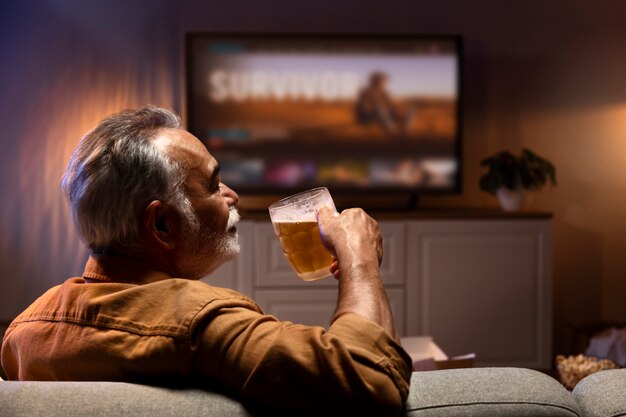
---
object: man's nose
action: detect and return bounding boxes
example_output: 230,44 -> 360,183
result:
220,182 -> 239,207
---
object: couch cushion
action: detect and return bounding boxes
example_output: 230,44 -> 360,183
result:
0,381 -> 256,417
572,369 -> 626,417
405,367 -> 581,417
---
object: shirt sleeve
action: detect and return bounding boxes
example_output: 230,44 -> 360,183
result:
192,298 -> 412,417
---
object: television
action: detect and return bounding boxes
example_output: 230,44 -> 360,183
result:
185,33 -> 462,209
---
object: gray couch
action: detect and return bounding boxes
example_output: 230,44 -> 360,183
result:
1,368 -> 624,417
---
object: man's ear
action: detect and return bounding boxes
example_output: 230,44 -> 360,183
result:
143,200 -> 176,250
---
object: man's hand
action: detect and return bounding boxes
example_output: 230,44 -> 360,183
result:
316,207 -> 383,278
316,207 -> 399,341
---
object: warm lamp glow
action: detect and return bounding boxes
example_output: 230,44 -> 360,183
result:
0,0 -> 182,319
2,63 -> 176,310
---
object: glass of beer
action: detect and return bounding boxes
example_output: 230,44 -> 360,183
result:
269,187 -> 337,281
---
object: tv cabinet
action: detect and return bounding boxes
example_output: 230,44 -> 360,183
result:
205,209 -> 553,369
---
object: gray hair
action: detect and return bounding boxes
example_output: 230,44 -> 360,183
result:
61,106 -> 198,251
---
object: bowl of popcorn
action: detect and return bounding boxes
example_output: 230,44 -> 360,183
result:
555,354 -> 619,389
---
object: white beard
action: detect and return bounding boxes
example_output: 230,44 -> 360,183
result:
178,207 -> 241,278
213,207 -> 241,263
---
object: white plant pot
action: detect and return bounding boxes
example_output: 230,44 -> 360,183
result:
496,187 -> 529,211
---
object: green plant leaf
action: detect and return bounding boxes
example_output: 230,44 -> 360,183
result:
480,148 -> 557,193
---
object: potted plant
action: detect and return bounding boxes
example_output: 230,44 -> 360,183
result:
479,148 -> 557,211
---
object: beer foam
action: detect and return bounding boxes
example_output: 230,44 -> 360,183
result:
270,211 -> 317,222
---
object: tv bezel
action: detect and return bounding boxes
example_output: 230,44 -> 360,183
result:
184,32 -> 464,206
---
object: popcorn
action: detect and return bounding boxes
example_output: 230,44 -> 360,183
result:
555,354 -> 619,389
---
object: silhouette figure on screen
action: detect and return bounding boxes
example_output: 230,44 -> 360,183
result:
355,71 -> 414,137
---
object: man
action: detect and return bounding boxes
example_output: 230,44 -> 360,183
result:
1,107 -> 411,416
355,71 -> 414,136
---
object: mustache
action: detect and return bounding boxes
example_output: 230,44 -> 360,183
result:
227,207 -> 240,230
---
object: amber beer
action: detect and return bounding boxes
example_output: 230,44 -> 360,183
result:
269,187 -> 337,281
273,221 -> 334,281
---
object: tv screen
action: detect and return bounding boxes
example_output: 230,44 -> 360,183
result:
186,33 -> 462,200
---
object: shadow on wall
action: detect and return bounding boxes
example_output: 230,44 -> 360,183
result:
553,221 -> 603,357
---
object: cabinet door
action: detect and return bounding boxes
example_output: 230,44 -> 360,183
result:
255,288 -> 405,333
406,220 -> 552,369
377,221 -> 406,286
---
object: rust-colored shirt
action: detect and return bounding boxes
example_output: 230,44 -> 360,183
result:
1,255 -> 411,416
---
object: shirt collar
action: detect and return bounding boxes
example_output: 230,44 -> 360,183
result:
83,253 -> 173,284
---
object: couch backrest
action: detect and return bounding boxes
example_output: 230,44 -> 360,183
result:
2,368 -> 625,417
